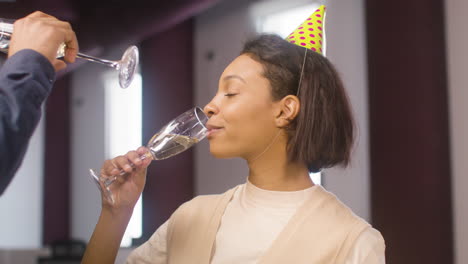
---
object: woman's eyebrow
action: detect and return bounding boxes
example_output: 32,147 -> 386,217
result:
223,75 -> 246,84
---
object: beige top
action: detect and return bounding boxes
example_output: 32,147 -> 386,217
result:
127,182 -> 385,263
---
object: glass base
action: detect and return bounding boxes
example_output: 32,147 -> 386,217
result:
118,46 -> 139,89
89,169 -> 115,204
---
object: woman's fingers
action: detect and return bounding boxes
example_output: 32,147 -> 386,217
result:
98,148 -> 150,207
123,148 -> 152,171
113,155 -> 133,174
126,151 -> 142,167
102,159 -> 118,176
137,147 -> 153,163
101,147 -> 151,177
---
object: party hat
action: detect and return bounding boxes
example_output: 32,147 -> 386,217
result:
286,5 -> 326,54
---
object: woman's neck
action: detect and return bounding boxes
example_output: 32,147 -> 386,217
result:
246,134 -> 313,191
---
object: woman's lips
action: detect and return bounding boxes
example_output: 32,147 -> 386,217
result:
207,128 -> 223,138
206,124 -> 223,138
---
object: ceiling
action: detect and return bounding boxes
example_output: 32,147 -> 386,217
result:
0,0 -> 223,56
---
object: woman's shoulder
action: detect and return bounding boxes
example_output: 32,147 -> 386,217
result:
174,184 -> 243,216
307,186 -> 385,262
345,227 -> 386,263
311,186 -> 368,222
355,227 -> 385,248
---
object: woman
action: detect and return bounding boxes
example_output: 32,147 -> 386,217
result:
82,34 -> 385,264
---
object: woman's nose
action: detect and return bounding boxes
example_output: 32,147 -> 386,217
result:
203,100 -> 218,118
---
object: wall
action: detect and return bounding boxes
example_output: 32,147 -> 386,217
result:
194,0 -> 254,195
194,0 -> 371,221
322,0 -> 370,221
70,60 -> 108,242
0,114 -> 44,248
445,0 -> 468,263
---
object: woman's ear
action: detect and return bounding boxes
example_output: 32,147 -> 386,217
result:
275,95 -> 300,128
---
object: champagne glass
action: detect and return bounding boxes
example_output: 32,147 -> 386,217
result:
0,18 -> 139,89
90,106 -> 209,204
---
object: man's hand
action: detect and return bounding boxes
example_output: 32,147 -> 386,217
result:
8,11 -> 79,71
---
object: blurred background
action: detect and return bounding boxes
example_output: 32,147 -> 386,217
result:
0,0 -> 465,263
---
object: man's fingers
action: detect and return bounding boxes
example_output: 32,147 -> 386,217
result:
64,35 -> 78,63
11,11 -> 78,69
25,11 -> 56,19
52,60 -> 66,71
47,20 -> 78,64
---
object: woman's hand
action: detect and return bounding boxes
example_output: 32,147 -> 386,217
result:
99,146 -> 152,212
82,146 -> 151,264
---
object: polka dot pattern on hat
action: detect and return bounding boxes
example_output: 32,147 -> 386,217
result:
285,5 -> 326,54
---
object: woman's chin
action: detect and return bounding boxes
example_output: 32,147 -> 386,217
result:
209,145 -> 238,159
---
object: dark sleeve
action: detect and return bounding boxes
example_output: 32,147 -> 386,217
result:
0,49 -> 55,195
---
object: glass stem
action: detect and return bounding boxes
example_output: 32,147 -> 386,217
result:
103,176 -> 117,187
76,53 -> 120,69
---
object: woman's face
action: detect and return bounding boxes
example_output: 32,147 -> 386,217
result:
204,54 -> 281,160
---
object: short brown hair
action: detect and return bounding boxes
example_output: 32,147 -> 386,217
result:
241,34 -> 354,172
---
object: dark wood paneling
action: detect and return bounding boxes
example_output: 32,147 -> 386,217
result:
43,74 -> 71,245
366,0 -> 453,263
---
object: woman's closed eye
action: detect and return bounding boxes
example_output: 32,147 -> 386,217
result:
224,93 -> 238,97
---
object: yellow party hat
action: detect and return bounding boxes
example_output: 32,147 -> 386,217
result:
286,5 -> 326,54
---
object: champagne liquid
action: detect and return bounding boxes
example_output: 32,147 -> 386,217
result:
148,133 -> 199,160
